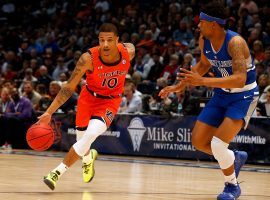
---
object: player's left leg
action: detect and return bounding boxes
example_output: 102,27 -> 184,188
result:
211,117 -> 246,200
43,118 -> 106,190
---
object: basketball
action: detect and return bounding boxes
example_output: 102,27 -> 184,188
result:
26,123 -> 55,151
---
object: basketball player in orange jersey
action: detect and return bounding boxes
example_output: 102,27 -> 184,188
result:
37,23 -> 135,190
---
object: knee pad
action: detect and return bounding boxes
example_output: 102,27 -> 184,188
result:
76,129 -> 85,141
211,136 -> 235,169
73,119 -> 107,157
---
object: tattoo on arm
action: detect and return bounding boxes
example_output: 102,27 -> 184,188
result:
124,43 -> 135,60
229,37 -> 247,75
47,54 -> 89,114
55,87 -> 73,105
67,56 -> 86,83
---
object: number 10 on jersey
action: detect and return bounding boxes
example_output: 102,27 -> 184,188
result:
102,77 -> 118,89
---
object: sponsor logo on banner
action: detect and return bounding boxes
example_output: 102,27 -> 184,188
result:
233,135 -> 266,144
146,127 -> 196,151
102,130 -> 121,138
128,117 -> 196,152
127,117 -> 146,152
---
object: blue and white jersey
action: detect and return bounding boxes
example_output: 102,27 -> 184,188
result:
203,30 -> 257,94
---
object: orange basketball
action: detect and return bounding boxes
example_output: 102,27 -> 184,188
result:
26,123 -> 55,151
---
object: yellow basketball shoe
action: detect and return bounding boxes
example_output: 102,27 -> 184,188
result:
82,149 -> 98,183
43,170 -> 60,190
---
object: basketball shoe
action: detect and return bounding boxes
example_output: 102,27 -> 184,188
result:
234,151 -> 248,178
82,149 -> 98,183
43,170 -> 60,190
217,183 -> 241,200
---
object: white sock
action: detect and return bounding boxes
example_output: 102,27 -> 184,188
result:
52,163 -> 68,177
83,150 -> 92,163
224,172 -> 237,185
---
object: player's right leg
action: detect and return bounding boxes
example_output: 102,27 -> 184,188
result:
191,120 -> 217,155
44,87 -> 93,190
43,146 -> 79,190
192,96 -> 226,155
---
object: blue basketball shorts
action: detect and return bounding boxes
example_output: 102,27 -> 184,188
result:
197,87 -> 259,129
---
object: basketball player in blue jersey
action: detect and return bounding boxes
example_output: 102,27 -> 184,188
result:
159,1 -> 258,200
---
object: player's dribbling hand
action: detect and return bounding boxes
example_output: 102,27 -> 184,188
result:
37,112 -> 52,124
158,86 -> 176,99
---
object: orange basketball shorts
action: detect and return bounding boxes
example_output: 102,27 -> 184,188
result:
75,86 -> 122,128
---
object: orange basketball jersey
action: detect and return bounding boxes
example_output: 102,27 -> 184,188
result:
86,43 -> 130,96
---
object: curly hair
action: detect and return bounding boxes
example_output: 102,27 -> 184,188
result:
202,1 -> 227,20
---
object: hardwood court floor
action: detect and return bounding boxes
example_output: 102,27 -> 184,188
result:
0,151 -> 269,200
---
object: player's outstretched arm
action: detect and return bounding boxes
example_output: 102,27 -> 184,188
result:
159,36 -> 211,99
38,53 -> 92,124
123,43 -> 135,61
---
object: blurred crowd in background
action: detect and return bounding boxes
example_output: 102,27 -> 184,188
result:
0,0 -> 270,148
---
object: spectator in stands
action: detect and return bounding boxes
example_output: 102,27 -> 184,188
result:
162,44 -> 177,65
257,88 -> 270,117
28,37 -> 43,55
192,47 -> 201,65
0,87 -> 15,149
227,17 -> 237,32
150,22 -> 161,41
148,92 -> 163,115
59,72 -> 69,85
262,22 -> 270,47
168,89 -> 200,116
146,51 -> 165,82
22,81 -> 41,109
247,28 -> 260,48
119,82 -> 142,114
30,59 -> 39,75
189,28 -> 200,50
3,64 -> 16,81
173,20 -> 193,44
19,68 -> 38,93
125,78 -> 142,97
160,54 -> 179,84
1,51 -> 19,74
258,74 -> 270,94
52,56 -> 68,81
95,0 -> 110,13
37,65 -> 53,89
43,54 -> 55,74
182,7 -> 194,27
133,54 -> 152,80
17,60 -> 30,80
255,62 -> 266,81
22,68 -> 38,83
238,8 -> 253,38
67,50 -> 81,72
43,34 -> 60,54
238,0 -> 258,15
262,47 -> 270,67
2,88 -> 34,149
183,53 -> 195,68
253,40 -> 265,62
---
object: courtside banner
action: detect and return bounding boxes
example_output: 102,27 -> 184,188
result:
53,114 -> 270,164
